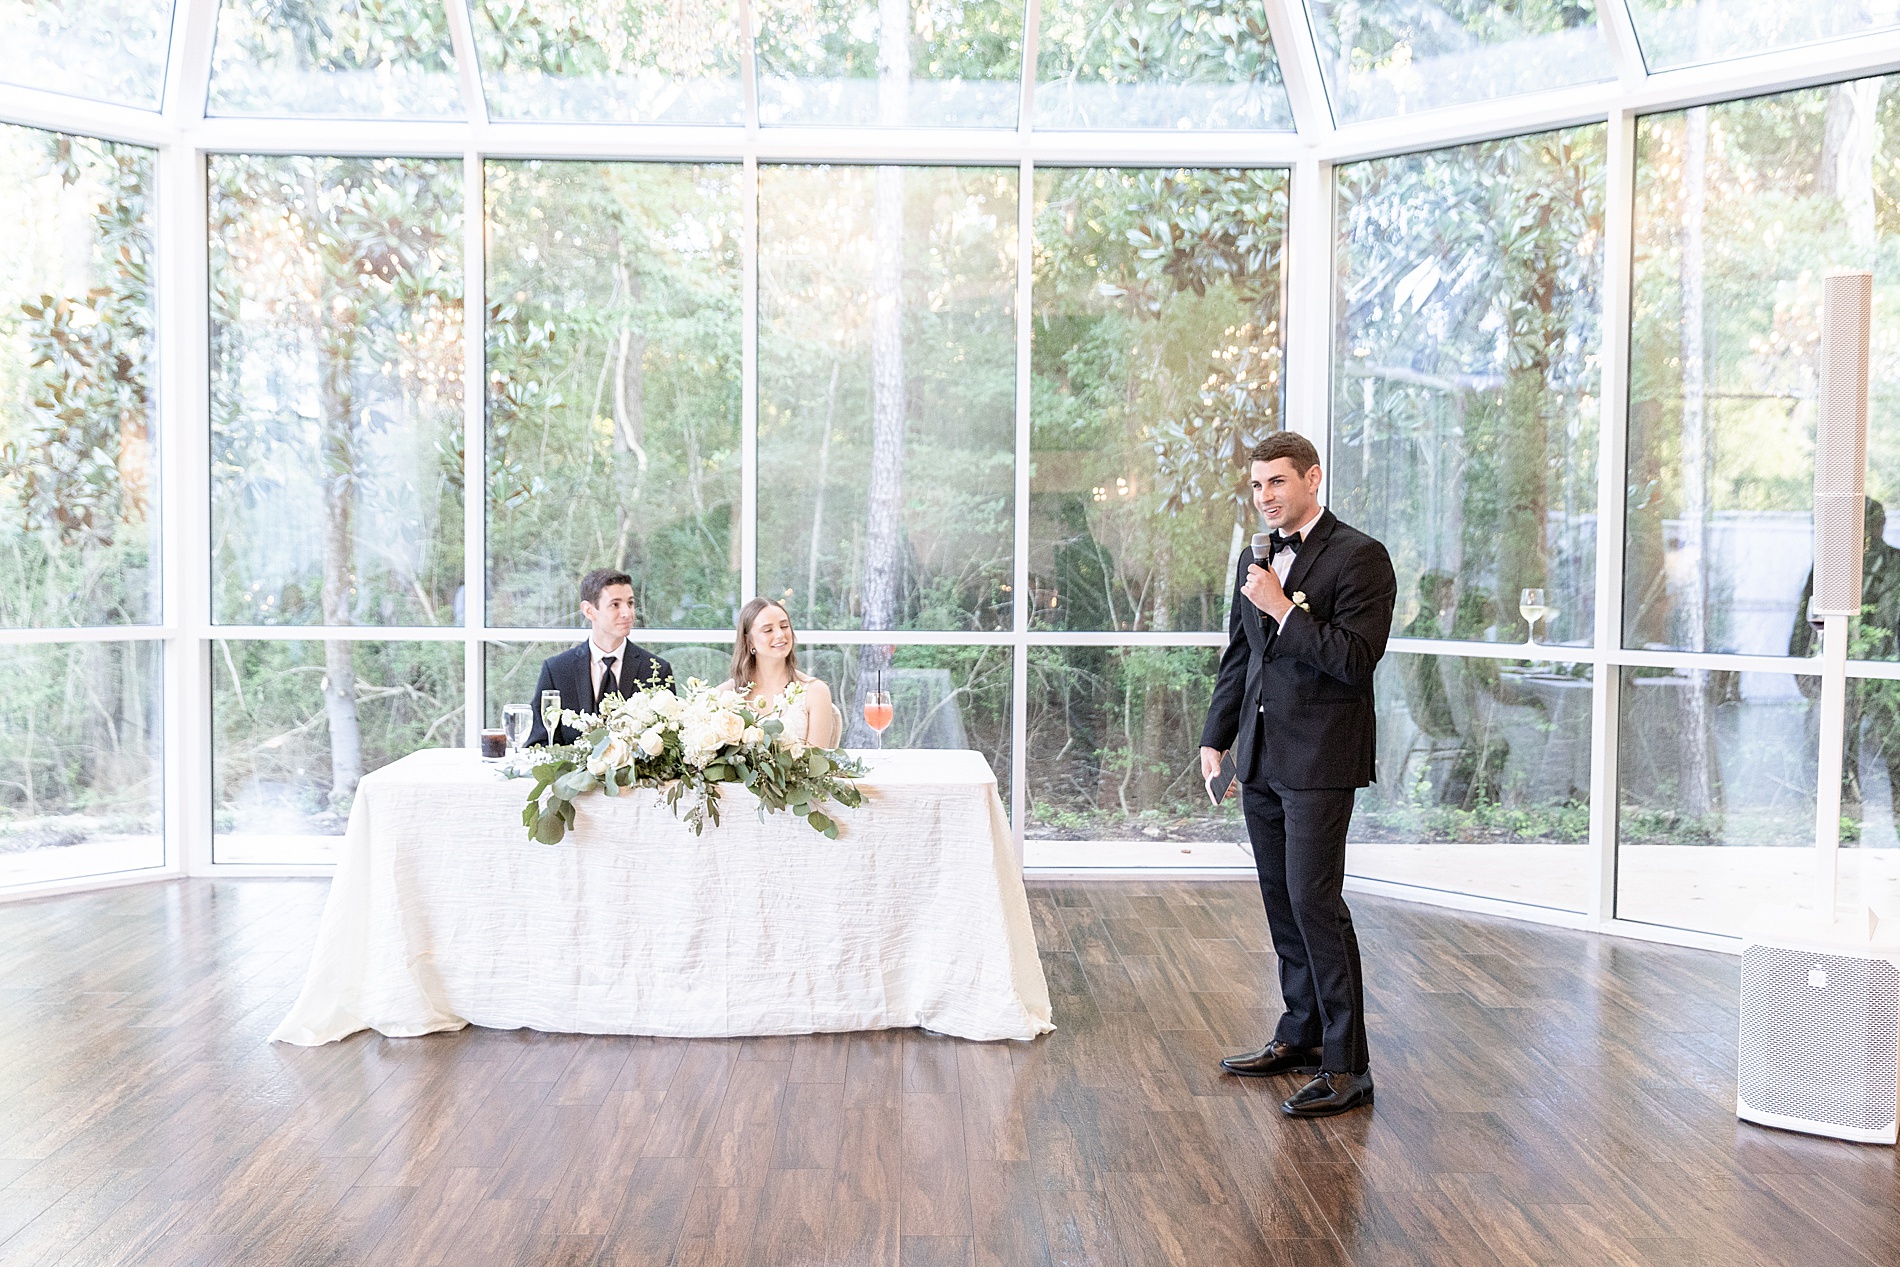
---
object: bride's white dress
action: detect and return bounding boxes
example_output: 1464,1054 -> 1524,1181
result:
723,676 -> 841,748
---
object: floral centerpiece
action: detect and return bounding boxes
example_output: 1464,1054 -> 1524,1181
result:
516,679 -> 865,844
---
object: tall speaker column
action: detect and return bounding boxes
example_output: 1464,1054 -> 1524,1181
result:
1811,269 -> 1873,927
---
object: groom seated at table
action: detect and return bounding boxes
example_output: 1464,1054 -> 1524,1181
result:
526,568 -> 675,746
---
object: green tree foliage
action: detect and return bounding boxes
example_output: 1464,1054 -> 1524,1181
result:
485,160 -> 742,628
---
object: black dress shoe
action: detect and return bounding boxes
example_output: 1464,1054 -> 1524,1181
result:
1281,1069 -> 1374,1117
1220,1040 -> 1323,1078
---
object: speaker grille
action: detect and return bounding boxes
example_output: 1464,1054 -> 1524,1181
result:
1812,269 -> 1873,618
1739,944 -> 1900,1133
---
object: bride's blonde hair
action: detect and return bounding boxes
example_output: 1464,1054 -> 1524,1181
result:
731,597 -> 800,690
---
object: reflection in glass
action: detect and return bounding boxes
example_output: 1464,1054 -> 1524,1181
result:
486,161 -> 741,629
1330,129 -> 1604,649
1351,653 -> 1591,912
214,639 -> 463,863
207,0 -> 464,117
1301,0 -> 1608,125
1625,81 -> 1900,657
1030,167 -> 1286,633
1626,0 -> 1900,71
209,155 -> 464,628
1025,646 -> 1239,842
0,0 -> 174,109
1034,0 -> 1293,130
757,164 -> 1016,645
753,0 -> 1023,128
1615,669 -> 1817,934
0,125 -> 158,629
468,0 -> 743,122
0,641 -> 162,889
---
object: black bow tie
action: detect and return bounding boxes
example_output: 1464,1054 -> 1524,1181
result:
1269,531 -> 1300,557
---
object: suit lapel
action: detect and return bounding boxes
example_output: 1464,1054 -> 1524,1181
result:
568,642 -> 593,710
1281,509 -> 1335,606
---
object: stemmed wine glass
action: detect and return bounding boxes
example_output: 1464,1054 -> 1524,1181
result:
1519,588 -> 1556,646
863,690 -> 893,741
502,703 -> 532,754
541,689 -> 563,743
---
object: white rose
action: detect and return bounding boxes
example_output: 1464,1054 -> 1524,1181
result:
651,689 -> 683,720
714,710 -> 746,745
742,726 -> 763,746
639,727 -> 665,757
600,735 -> 632,770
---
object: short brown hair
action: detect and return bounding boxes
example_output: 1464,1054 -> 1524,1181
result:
580,568 -> 634,609
731,597 -> 800,689
1249,431 -> 1320,476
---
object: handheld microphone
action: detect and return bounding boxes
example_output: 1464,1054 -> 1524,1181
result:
1251,532 -> 1273,562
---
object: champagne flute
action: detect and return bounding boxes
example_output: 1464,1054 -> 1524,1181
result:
541,689 -> 563,742
1519,588 -> 1548,645
502,703 -> 532,754
863,690 -> 893,737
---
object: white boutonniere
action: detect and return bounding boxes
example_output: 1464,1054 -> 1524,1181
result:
1289,591 -> 1311,613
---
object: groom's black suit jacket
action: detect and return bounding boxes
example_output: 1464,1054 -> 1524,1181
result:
525,640 -> 675,746
1200,509 -> 1397,790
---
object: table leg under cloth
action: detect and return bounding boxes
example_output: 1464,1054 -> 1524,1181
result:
271,748 -> 1054,1045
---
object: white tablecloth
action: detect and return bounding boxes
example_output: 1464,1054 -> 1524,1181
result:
271,748 -> 1053,1045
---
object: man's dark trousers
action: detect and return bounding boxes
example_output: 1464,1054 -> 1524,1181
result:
1242,777 -> 1367,1075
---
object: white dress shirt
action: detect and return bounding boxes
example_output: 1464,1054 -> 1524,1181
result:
588,636 -> 629,700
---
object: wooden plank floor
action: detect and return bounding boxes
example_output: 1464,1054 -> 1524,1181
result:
3,880 -> 1897,1267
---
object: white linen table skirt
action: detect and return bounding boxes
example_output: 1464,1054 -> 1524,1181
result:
271,748 -> 1054,1045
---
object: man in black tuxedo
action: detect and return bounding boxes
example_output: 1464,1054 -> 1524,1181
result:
1200,432 -> 1396,1117
525,568 -> 676,746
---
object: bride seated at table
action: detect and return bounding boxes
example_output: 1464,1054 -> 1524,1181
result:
718,597 -> 843,748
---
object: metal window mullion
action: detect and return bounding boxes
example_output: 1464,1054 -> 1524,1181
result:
1259,0 -> 1335,141
442,0 -> 491,130
161,0 -> 219,125
1589,106 -> 1638,928
1285,155 -> 1332,468
742,154 -> 759,605
463,150 -> 486,747
1011,155 -> 1033,860
160,140 -> 213,876
1597,0 -> 1651,86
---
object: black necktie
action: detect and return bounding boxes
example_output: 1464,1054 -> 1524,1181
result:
597,654 -> 618,706
1270,531 -> 1300,560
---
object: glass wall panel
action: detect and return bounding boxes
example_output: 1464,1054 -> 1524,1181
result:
486,161 -> 741,629
1615,668 -> 1816,934
0,0 -> 174,109
487,638 -> 1011,808
1351,652 -> 1591,912
1025,645 -> 1240,843
1625,80 -> 1900,658
1033,0 -> 1293,130
1627,1 -> 1900,72
752,0 -> 1023,128
209,155 -> 464,628
1330,128 -> 1604,649
1301,0 -> 1608,125
207,0 -> 464,117
468,0 -> 744,122
0,125 -> 157,629
0,641 -> 162,889
1029,166 -> 1286,634
213,638 -> 463,863
757,163 -> 1016,647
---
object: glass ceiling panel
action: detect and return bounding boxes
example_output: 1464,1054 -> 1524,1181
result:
1034,0 -> 1293,130
1626,0 -> 1900,71
468,0 -> 744,122
1303,0 -> 1610,126
0,0 -> 175,109
753,0 -> 1023,128
208,0 -> 464,118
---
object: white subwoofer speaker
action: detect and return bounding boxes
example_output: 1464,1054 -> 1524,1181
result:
1737,936 -> 1900,1143
1812,268 -> 1873,619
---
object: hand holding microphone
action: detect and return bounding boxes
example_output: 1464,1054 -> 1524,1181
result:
1242,532 -> 1293,620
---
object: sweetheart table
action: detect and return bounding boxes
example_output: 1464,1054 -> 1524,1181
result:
270,747 -> 1053,1045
